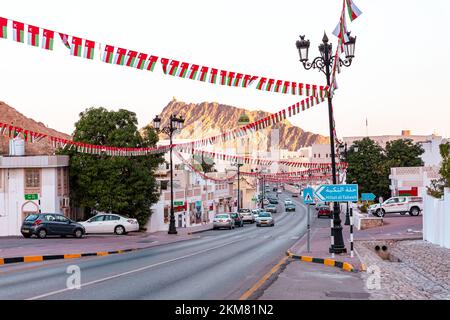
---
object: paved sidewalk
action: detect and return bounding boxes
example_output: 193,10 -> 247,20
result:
0,223 -> 212,259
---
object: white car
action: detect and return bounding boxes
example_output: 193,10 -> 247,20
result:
80,213 -> 139,235
368,196 -> 423,217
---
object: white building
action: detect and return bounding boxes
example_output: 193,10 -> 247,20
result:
0,155 -> 70,236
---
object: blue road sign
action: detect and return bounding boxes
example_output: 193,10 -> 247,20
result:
303,188 -> 315,204
361,193 -> 376,201
314,184 -> 359,202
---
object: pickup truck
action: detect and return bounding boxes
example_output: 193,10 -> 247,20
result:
368,196 -> 423,217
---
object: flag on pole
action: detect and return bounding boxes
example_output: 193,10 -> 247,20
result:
113,47 -> 127,65
145,55 -> 158,71
58,32 -> 71,49
13,21 -> 24,43
0,17 -> 7,39
102,45 -> 114,63
27,24 -> 39,47
83,39 -> 95,59
125,50 -> 137,66
135,53 -> 147,69
41,29 -> 54,50
346,0 -> 362,21
70,37 -> 82,57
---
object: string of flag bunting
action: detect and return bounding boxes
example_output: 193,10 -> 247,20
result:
0,16 -> 328,99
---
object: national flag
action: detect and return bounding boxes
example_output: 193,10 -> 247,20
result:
125,50 -> 137,66
291,82 -> 297,95
145,55 -> 158,71
198,66 -> 209,81
219,70 -> 227,85
83,39 -> 95,59
226,72 -> 235,86
311,85 -> 317,97
265,78 -> 275,92
0,17 -> 7,39
70,36 -> 82,57
41,29 -> 54,50
102,45 -> 114,63
187,64 -> 199,80
27,25 -> 39,47
135,53 -> 148,69
305,84 -> 310,96
160,58 -> 170,73
208,68 -> 218,84
113,47 -> 127,65
282,81 -> 290,94
12,21 -> 24,43
298,83 -> 303,95
175,62 -> 189,78
333,14 -> 350,43
233,73 -> 243,86
243,75 -> 258,87
59,32 -> 71,49
274,80 -> 283,93
346,0 -> 362,21
167,60 -> 179,75
256,77 -> 267,90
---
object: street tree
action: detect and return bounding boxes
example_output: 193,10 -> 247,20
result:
62,107 -> 164,226
385,139 -> 424,168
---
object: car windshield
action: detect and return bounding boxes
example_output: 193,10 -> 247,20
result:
25,214 -> 39,221
258,213 -> 272,218
215,214 -> 229,219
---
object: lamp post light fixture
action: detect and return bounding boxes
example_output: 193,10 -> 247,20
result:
296,31 -> 357,254
231,162 -> 244,212
152,114 -> 185,235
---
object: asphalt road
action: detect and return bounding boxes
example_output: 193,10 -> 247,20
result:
0,192 -> 310,300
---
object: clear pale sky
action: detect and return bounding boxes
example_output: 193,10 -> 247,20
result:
1,0 -> 449,138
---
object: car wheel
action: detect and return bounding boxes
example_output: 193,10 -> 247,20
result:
38,229 -> 47,239
375,209 -> 385,217
114,225 -> 126,235
400,212 -> 406,215
21,233 -> 31,238
74,229 -> 83,239
409,207 -> 420,216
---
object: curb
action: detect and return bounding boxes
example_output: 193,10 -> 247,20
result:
0,248 -> 143,266
187,227 -> 213,235
286,250 -> 356,272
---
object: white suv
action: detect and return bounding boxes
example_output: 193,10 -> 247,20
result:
368,196 -> 423,217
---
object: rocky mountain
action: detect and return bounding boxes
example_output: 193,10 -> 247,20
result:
155,99 -> 329,151
0,101 -> 71,155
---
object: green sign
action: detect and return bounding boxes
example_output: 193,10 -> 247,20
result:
25,194 -> 39,201
173,201 -> 184,206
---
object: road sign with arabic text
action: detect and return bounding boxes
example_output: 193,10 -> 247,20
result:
314,184 -> 358,202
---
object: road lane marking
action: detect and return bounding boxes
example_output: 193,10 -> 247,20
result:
239,255 -> 289,300
25,237 -> 246,300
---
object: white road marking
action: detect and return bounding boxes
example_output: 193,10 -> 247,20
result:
26,237 -> 245,300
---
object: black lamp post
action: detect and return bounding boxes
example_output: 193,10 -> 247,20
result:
232,163 -> 244,212
153,114 -> 185,235
296,32 -> 357,254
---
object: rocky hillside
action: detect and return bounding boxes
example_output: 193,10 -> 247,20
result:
154,99 -> 329,151
0,101 -> 71,155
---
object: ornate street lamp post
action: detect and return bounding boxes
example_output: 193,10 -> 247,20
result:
296,32 -> 357,254
231,162 -> 244,212
153,114 -> 185,234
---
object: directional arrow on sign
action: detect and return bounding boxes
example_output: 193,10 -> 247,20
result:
361,193 -> 376,201
314,184 -> 359,202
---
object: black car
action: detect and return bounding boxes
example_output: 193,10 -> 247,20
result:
268,198 -> 279,204
21,213 -> 85,239
230,212 -> 244,227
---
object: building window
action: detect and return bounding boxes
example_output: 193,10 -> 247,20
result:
314,154 -> 316,158
25,169 -> 40,188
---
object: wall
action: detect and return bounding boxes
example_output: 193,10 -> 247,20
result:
422,188 -> 450,249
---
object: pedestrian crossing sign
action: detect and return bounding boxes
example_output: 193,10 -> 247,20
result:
303,188 -> 314,204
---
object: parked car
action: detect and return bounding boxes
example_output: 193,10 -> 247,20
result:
256,212 -> 275,227
230,212 -> 244,227
21,213 -> 85,239
285,203 -> 296,212
292,192 -> 299,197
315,202 -> 328,210
368,196 -> 423,217
262,199 -> 270,205
317,205 -> 332,218
238,208 -> 251,214
80,214 -> 139,235
241,211 -> 255,223
213,213 -> 235,230
265,204 -> 277,213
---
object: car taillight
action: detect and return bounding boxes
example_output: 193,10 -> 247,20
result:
127,219 -> 136,224
32,219 -> 42,226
